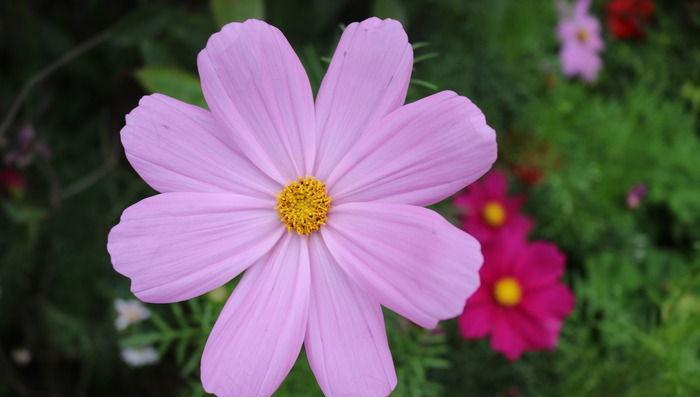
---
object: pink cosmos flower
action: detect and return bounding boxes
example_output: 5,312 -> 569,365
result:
458,233 -> 575,361
556,0 -> 605,82
107,18 -> 497,397
454,170 -> 533,246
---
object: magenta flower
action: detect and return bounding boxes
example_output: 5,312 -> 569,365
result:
556,0 -> 604,82
454,170 -> 533,246
458,234 -> 575,361
108,18 -> 497,397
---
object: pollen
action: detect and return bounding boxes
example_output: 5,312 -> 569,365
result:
276,177 -> 332,235
482,201 -> 507,228
493,277 -> 522,307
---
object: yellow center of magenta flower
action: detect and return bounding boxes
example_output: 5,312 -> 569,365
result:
482,201 -> 506,227
276,177 -> 332,235
577,29 -> 589,42
493,277 -> 522,307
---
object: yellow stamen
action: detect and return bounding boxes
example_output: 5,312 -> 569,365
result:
276,177 -> 331,235
577,29 -> 589,42
482,201 -> 506,227
493,277 -> 523,307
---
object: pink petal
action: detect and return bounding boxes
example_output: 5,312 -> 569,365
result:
321,202 -> 482,329
201,233 -> 310,397
313,17 -> 413,180
121,94 -> 280,198
198,20 -> 316,183
327,91 -> 497,206
107,192 -> 283,303
305,235 -> 396,397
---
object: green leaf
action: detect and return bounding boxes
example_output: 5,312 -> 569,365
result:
301,45 -> 324,93
187,299 -> 203,322
411,41 -> 430,50
120,332 -> 164,347
139,39 -> 179,67
410,78 -> 438,91
171,303 -> 188,328
413,52 -> 439,65
150,311 -> 172,333
1,201 -> 47,225
135,67 -> 206,107
210,0 -> 265,27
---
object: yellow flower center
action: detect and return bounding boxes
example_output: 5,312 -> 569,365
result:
276,177 -> 331,235
493,277 -> 522,307
577,29 -> 589,42
482,201 -> 506,227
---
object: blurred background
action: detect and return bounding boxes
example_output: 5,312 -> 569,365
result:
1,0 -> 699,396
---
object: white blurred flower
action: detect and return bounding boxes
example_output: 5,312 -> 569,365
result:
114,298 -> 150,331
120,346 -> 159,367
11,347 -> 31,366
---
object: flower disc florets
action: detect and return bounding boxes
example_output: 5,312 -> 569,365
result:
276,177 -> 331,235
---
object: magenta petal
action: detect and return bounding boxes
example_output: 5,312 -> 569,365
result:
516,241 -> 566,288
321,202 -> 482,329
459,300 -> 494,339
482,170 -> 508,196
305,235 -> 396,397
121,94 -> 280,197
507,309 -> 556,350
314,17 -> 413,180
107,192 -> 283,303
490,310 -> 527,361
327,91 -> 497,206
198,19 -> 316,182
522,283 -> 575,320
201,234 -> 310,397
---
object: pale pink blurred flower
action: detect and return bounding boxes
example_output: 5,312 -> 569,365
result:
114,298 -> 150,331
556,0 -> 605,82
121,346 -> 159,367
108,17 -> 497,397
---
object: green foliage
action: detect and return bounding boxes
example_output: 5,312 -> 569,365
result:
557,252 -> 700,397
211,0 -> 265,27
373,0 -> 409,27
525,81 -> 700,253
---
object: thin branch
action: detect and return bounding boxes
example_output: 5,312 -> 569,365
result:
0,29 -> 111,139
58,154 -> 117,202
